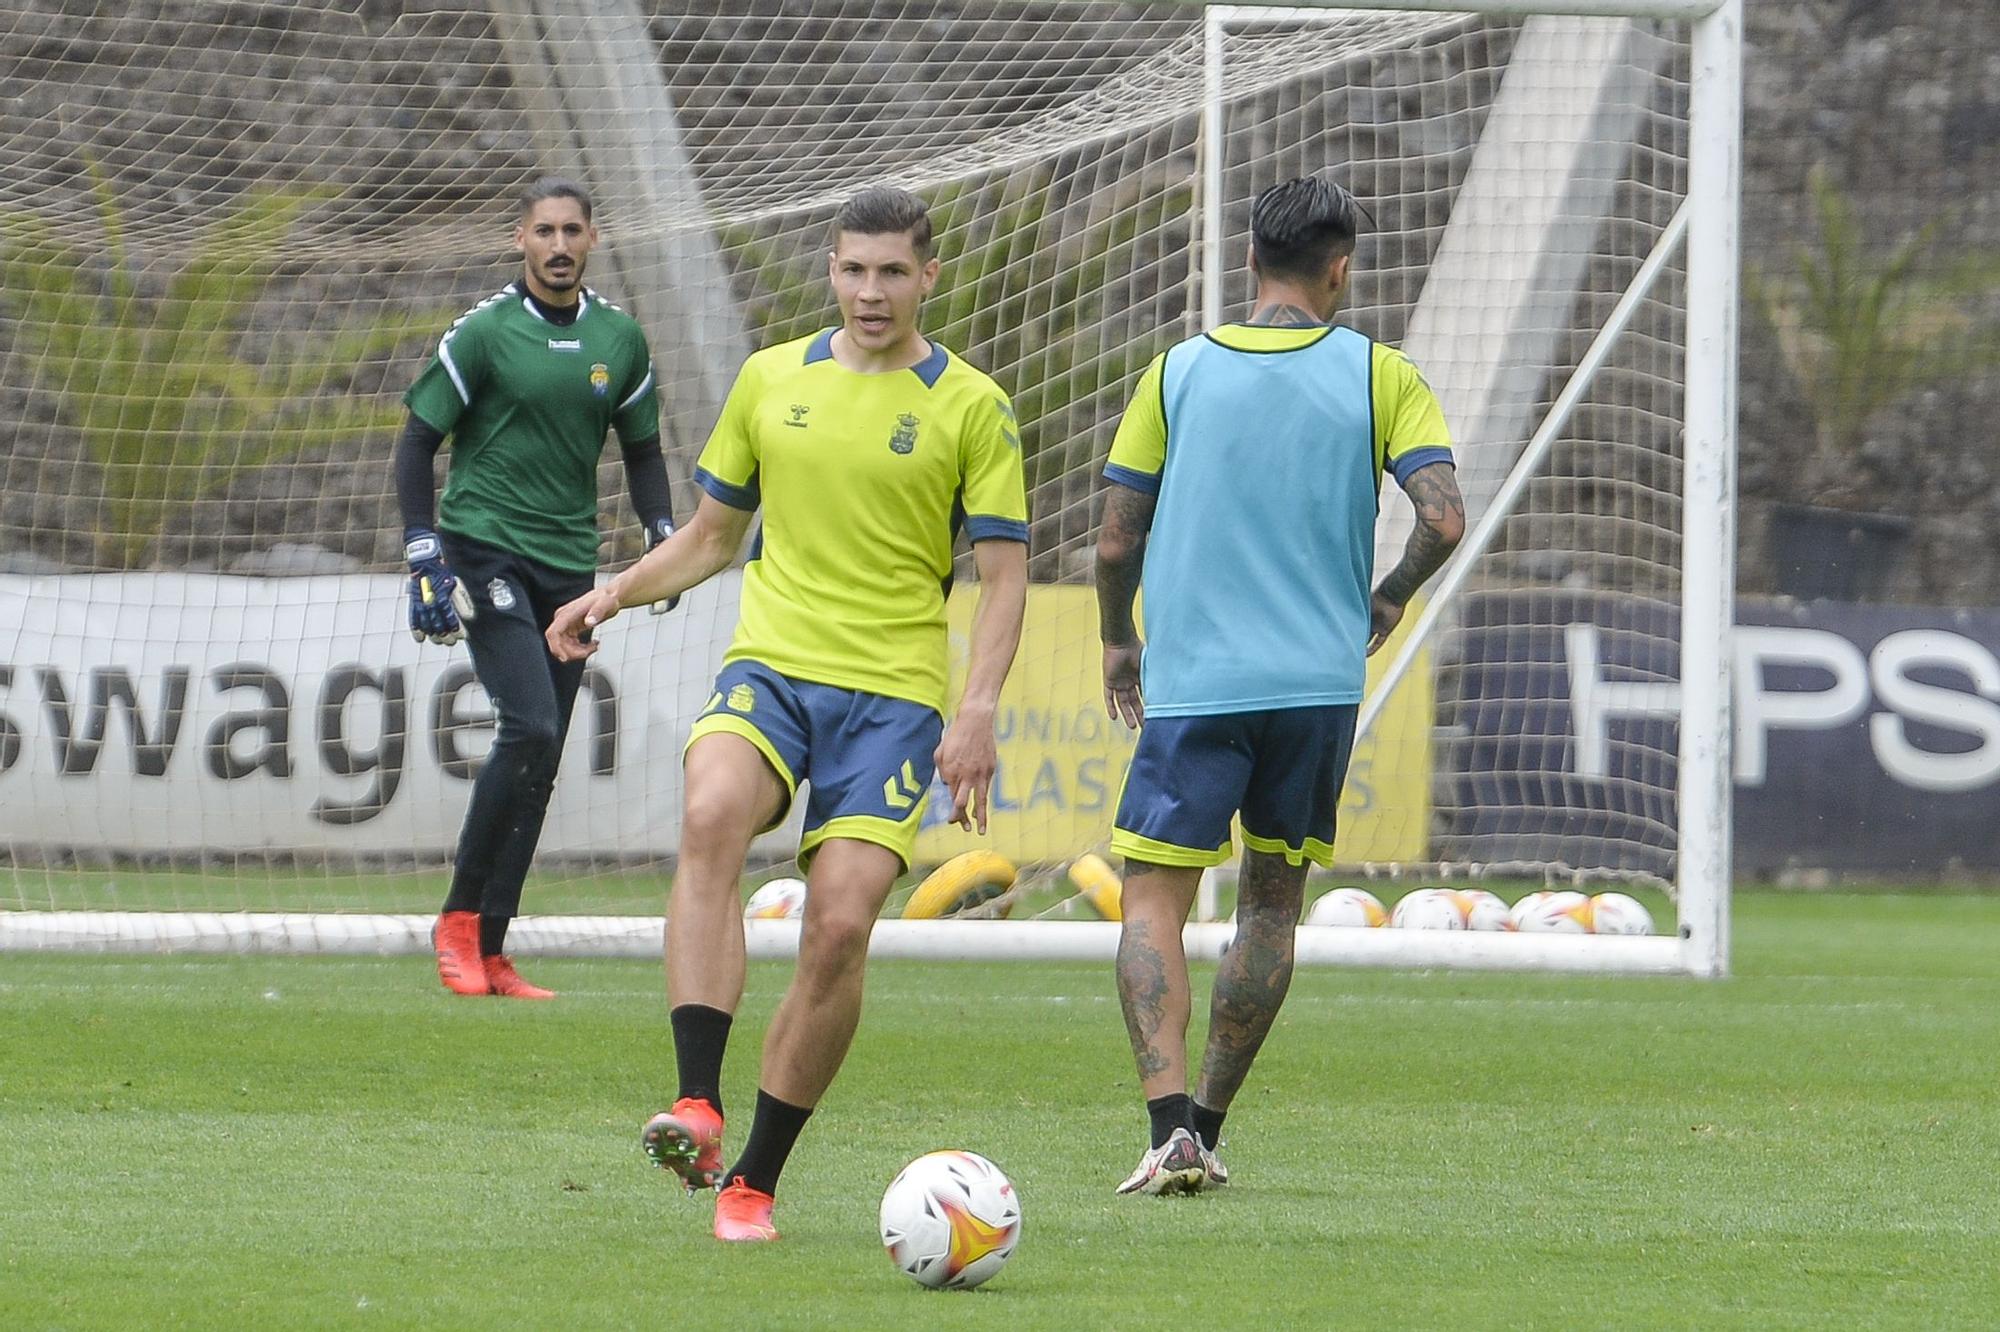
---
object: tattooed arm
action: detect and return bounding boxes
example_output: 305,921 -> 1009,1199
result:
1370,460 -> 1465,654
1096,483 -> 1157,727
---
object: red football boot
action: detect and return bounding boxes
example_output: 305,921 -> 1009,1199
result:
713,1176 -> 779,1242
642,1097 -> 726,1193
482,954 -> 555,1000
433,911 -> 488,996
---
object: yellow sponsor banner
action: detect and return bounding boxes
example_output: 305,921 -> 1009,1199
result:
914,585 -> 1432,866
1342,599 -> 1434,864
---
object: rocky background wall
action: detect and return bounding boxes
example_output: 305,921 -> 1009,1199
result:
1737,1 -> 2000,605
0,0 -> 1994,602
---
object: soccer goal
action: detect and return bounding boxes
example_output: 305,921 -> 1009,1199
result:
0,0 -> 1738,976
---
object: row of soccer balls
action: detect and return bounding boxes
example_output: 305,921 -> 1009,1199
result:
1307,886 -> 1656,936
748,876 -> 1655,936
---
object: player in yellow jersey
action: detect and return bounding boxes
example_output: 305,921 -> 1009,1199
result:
546,187 -> 1028,1242
1097,176 -> 1464,1194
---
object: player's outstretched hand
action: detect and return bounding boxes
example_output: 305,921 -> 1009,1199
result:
1367,591 -> 1405,656
1102,641 -> 1144,730
642,517 -> 681,615
405,531 -> 467,646
546,586 -> 621,662
934,710 -> 997,834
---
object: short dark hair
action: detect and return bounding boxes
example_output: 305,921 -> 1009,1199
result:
832,186 -> 934,259
1249,176 -> 1361,280
519,176 -> 592,222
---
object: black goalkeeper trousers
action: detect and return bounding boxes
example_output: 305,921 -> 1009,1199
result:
438,532 -> 594,923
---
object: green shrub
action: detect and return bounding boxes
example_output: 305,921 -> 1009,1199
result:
2,168 -> 443,569
1747,166 -> 2000,506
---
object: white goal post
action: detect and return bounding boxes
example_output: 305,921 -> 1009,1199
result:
0,0 -> 1739,975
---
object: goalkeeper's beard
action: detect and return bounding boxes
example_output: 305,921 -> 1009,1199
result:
532,253 -> 585,294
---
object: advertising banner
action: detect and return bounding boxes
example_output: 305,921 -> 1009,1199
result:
1451,591 -> 2000,876
0,572 -> 743,857
3,575 -> 1433,870
913,586 -> 1435,866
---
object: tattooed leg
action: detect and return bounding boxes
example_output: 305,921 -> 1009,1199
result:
1196,849 -> 1307,1112
1116,859 -> 1203,1099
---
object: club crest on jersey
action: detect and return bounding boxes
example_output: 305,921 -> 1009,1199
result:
589,363 -> 611,397
889,413 -> 919,455
487,578 -> 517,611
727,683 -> 756,713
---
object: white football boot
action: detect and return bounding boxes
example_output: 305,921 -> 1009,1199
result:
1114,1127 -> 1207,1196
1197,1142 -> 1230,1190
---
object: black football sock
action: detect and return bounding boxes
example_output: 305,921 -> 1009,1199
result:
1146,1093 -> 1196,1150
726,1089 -> 814,1197
1193,1102 -> 1227,1151
478,914 -> 511,958
669,1004 -> 733,1116
440,877 -> 482,917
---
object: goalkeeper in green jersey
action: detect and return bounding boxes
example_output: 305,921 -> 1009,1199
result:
545,186 -> 1029,1242
395,177 -> 678,999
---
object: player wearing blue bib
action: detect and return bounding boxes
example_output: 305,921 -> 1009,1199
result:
547,187 -> 1028,1242
1096,177 -> 1466,1195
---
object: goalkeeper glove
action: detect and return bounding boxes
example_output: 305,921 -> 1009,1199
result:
405,531 -> 472,645
642,517 -> 680,614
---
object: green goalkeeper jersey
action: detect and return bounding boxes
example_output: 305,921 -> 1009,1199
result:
405,283 -> 660,572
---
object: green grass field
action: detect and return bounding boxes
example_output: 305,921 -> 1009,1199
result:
5,892 -> 1998,1328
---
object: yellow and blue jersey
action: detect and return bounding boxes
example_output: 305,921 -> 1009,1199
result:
1104,323 -> 1451,715
695,329 -> 1029,714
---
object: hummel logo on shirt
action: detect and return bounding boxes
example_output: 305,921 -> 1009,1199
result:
785,404 -> 810,428
547,338 -> 582,351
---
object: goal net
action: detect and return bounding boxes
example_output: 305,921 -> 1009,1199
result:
0,1 -> 1735,972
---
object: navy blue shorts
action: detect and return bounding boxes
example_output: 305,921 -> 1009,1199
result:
1111,705 -> 1358,868
685,659 -> 942,870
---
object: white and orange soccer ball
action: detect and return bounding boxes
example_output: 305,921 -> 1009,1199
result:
1589,891 -> 1656,935
1452,887 -> 1514,932
1509,889 -> 1594,933
1304,886 -> 1389,928
880,1150 -> 1021,1290
1390,887 -> 1467,930
743,876 -> 808,920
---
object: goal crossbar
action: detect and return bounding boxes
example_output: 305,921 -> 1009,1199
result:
1169,0 -> 1725,20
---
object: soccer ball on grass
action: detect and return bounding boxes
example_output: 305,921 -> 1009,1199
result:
879,1150 -> 1021,1290
1453,887 -> 1514,931
743,876 -> 808,920
1390,887 -> 1467,930
1303,885 -> 1388,927
1588,891 -> 1655,935
1509,889 -> 1594,933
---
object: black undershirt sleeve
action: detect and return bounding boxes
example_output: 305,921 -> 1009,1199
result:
394,413 -> 448,541
620,434 -> 674,531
